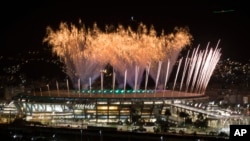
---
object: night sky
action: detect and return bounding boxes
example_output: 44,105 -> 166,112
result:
1,1 -> 249,62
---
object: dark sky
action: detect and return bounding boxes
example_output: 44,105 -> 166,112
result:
1,1 -> 249,62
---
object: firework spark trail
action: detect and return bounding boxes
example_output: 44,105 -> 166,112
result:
179,51 -> 190,91
134,65 -> 140,92
190,50 -> 203,92
185,46 -> 199,92
196,44 -> 211,93
155,61 -> 162,92
124,69 -> 127,93
163,60 -> 170,92
201,44 -> 221,93
178,41 -> 221,94
173,58 -> 183,91
144,63 -> 151,92
193,41 -> 221,94
112,69 -> 116,94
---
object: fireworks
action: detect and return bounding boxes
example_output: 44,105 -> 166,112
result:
43,21 -> 193,89
176,41 -> 222,94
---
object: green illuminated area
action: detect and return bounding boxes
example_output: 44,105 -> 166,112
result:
74,89 -> 155,94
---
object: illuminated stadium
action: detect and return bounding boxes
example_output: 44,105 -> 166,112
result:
2,22 -> 222,127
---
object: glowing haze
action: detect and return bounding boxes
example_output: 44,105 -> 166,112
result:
43,20 -> 193,90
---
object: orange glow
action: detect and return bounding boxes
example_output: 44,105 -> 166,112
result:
43,21 -> 193,88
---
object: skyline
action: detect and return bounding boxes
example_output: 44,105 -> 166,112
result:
1,1 -> 249,63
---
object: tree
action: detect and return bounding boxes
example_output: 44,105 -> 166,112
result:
131,107 -> 141,124
164,109 -> 171,122
194,113 -> 208,128
179,111 -> 189,127
197,113 -> 203,120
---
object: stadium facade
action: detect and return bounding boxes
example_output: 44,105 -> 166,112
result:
2,90 -> 208,126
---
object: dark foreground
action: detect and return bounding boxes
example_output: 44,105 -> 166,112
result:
0,124 -> 229,141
